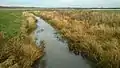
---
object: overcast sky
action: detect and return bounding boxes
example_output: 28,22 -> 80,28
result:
0,0 -> 120,8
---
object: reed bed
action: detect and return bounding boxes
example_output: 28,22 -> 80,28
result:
0,11 -> 44,68
38,10 -> 120,68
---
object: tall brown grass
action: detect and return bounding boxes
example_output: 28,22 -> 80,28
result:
0,12 -> 44,68
38,10 -> 120,68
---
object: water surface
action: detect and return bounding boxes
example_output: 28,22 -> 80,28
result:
32,17 -> 92,68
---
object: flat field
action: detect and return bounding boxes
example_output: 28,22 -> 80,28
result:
0,10 -> 43,68
0,10 -> 22,39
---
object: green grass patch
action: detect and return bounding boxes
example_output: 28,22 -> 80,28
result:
0,10 -> 22,39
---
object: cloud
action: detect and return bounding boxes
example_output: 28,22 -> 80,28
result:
60,0 -> 74,3
0,0 -> 120,7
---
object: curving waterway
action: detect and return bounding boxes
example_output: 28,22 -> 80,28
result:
32,17 -> 92,68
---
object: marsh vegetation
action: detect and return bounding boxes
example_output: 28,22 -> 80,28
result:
0,11 -> 44,68
37,10 -> 120,68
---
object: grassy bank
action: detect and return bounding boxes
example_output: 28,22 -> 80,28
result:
0,11 -> 44,68
0,10 -> 22,39
37,10 -> 120,68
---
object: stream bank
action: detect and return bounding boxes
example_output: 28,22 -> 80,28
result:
32,17 -> 93,68
0,12 -> 44,68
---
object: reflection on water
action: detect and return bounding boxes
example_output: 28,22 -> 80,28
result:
32,57 -> 46,68
32,17 -> 93,68
91,9 -> 120,10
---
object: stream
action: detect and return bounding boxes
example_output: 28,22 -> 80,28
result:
32,17 -> 92,68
